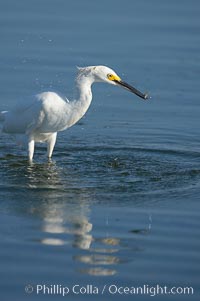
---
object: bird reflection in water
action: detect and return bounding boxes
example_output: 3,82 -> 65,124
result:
41,199 -> 120,276
26,160 -> 64,190
25,161 -> 152,277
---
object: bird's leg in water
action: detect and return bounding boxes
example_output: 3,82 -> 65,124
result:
28,139 -> 35,162
47,132 -> 57,159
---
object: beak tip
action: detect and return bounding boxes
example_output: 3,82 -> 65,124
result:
115,79 -> 149,100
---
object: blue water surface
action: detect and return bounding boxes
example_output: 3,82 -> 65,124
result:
0,0 -> 200,300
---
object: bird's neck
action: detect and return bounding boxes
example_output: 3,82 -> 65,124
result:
75,76 -> 93,106
67,76 -> 93,126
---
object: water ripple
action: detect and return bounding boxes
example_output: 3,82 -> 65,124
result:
0,145 -> 200,200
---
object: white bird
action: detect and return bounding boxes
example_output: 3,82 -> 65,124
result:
0,65 -> 148,161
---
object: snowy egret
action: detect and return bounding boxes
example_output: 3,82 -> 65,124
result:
0,65 -> 148,161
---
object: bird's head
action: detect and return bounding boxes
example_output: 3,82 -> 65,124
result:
77,65 -> 148,100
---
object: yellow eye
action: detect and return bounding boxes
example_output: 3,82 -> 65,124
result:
107,73 -> 114,80
107,73 -> 121,81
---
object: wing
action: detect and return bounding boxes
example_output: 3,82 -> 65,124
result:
2,92 -> 72,135
2,95 -> 45,134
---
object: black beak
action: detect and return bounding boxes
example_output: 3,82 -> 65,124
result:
114,80 -> 148,100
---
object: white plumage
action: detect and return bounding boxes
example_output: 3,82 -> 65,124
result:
0,65 -> 148,161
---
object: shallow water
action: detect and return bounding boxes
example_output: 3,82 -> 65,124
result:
0,0 -> 200,300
